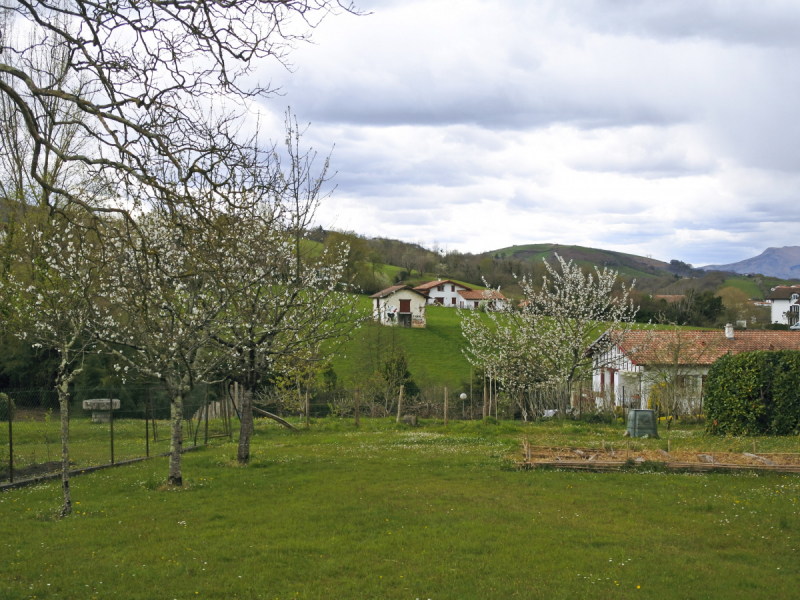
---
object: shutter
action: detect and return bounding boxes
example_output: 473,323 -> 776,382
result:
399,299 -> 411,313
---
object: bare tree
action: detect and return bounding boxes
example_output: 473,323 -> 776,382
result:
0,0 -> 358,218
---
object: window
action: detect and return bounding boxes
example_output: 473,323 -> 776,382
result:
437,285 -> 443,292
474,301 -> 479,308
451,285 -> 455,292
451,297 -> 456,305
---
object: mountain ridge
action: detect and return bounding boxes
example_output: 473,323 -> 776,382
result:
701,246 -> 800,280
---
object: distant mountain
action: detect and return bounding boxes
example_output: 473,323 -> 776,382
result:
701,246 -> 800,280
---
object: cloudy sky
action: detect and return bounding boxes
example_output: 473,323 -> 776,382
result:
253,0 -> 800,266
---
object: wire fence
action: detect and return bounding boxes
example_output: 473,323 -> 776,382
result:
0,383 -> 232,484
1,380 -> 616,484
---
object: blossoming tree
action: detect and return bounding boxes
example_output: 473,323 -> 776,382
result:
461,254 -> 638,415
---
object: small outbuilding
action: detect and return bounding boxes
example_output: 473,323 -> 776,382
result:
370,285 -> 428,328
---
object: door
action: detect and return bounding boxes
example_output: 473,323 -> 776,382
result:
399,313 -> 412,328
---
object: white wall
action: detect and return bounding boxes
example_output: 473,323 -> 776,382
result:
424,281 -> 470,307
373,289 -> 427,327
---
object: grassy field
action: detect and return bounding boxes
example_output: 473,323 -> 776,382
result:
331,303 -> 482,389
1,418 -> 798,599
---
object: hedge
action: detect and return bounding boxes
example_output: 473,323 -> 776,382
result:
704,350 -> 800,436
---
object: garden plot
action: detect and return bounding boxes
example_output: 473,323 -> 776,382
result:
518,438 -> 800,473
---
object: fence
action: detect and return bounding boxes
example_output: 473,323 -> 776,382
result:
0,383 -> 232,484
1,381 -> 615,483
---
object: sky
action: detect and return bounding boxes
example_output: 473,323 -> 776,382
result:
252,0 -> 800,266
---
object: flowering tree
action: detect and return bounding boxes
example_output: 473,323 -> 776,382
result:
90,213 -> 230,486
210,122 -> 362,464
1,217 -> 99,515
461,255 -> 638,414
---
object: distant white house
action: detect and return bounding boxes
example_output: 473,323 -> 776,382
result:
412,279 -> 508,310
370,285 -> 427,328
413,279 -> 472,307
456,289 -> 508,310
766,285 -> 800,325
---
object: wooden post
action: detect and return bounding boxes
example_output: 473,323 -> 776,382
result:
110,399 -> 115,465
396,386 -> 404,424
667,438 -> 671,454
482,376 -> 487,419
204,386 -> 209,445
753,439 -> 756,454
305,386 -> 310,429
444,387 -> 448,426
354,389 -> 360,427
626,440 -> 629,461
470,366 -> 473,420
145,396 -> 150,458
8,394 -> 13,483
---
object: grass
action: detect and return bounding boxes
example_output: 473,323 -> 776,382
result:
722,277 -> 764,300
331,303 -> 487,389
1,418 -> 798,599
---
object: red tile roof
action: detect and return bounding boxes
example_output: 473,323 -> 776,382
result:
457,290 -> 507,301
413,280 -> 473,292
609,329 -> 800,366
369,285 -> 428,299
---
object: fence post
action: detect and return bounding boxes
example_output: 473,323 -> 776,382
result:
110,398 -> 115,465
444,387 -> 448,426
8,394 -> 13,483
354,389 -> 360,427
305,386 -> 310,429
145,393 -> 150,458
204,386 -> 209,446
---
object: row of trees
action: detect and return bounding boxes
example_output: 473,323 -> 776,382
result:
0,0 -> 361,516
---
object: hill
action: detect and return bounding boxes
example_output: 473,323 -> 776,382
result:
701,246 -> 800,280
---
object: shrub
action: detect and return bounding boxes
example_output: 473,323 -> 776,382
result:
0,393 -> 15,422
704,350 -> 800,436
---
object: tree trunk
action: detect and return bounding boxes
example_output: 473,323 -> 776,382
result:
57,381 -> 71,517
168,392 -> 184,486
238,386 -> 254,464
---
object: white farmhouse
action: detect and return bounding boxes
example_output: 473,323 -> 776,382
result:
766,285 -> 800,325
370,285 -> 427,328
456,289 -> 508,310
589,327 -> 800,410
413,279 -> 472,307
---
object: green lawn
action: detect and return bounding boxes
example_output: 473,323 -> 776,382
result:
1,418 -> 798,599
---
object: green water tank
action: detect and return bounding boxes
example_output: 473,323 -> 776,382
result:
626,409 -> 659,438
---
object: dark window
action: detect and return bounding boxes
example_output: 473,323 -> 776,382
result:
451,298 -> 456,305
451,285 -> 455,292
399,299 -> 411,313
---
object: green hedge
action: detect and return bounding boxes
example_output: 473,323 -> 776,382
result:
704,350 -> 800,436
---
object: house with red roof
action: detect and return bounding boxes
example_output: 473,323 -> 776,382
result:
589,326 -> 800,410
413,279 -> 508,310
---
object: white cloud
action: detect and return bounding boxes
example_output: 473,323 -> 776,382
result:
248,0 -> 800,266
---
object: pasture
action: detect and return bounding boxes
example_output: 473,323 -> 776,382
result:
1,418 -> 798,599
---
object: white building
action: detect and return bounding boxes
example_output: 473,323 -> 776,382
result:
589,327 -> 800,410
413,279 -> 472,307
456,289 -> 508,310
767,286 -> 800,325
370,285 -> 428,328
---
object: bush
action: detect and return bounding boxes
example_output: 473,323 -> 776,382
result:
0,393 -> 15,422
704,350 -> 800,436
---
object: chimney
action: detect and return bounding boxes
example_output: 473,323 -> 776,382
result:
725,323 -> 734,340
